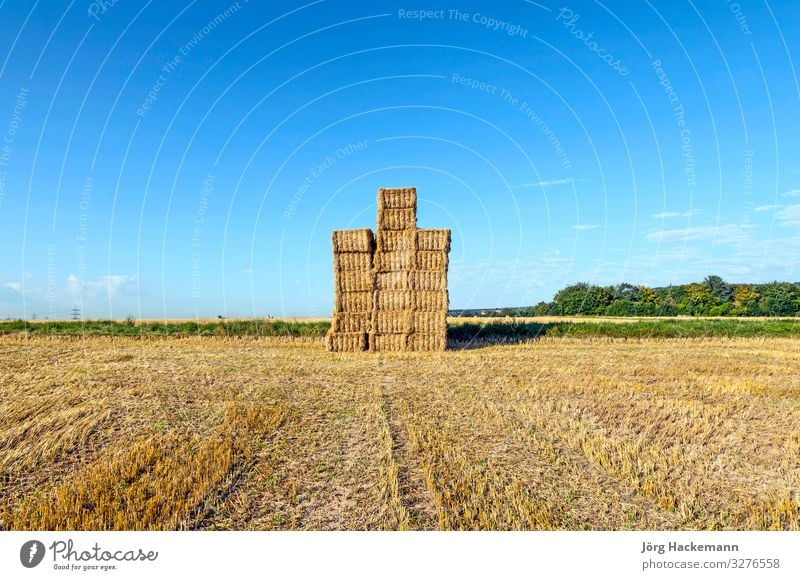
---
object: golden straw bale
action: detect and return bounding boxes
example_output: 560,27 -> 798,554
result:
332,228 -> 374,253
405,332 -> 446,352
325,331 -> 368,352
415,229 -> 451,252
375,271 -> 409,290
376,229 -> 415,252
372,310 -> 410,334
368,332 -> 407,352
373,290 -> 412,310
335,270 -> 374,293
407,270 -> 447,291
377,207 -> 416,231
374,250 -> 413,272
415,250 -> 448,271
408,311 -> 447,333
410,290 -> 448,311
377,187 -> 416,209
333,312 -> 371,333
334,252 -> 373,272
334,291 -> 372,313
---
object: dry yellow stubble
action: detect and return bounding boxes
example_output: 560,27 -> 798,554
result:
1,334 -> 798,530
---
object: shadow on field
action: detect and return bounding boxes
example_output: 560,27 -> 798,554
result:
445,317 -> 800,349
446,322 -> 548,350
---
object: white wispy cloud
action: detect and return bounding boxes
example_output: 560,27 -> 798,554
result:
242,268 -> 255,275
646,224 -> 754,245
754,204 -> 781,212
66,274 -> 139,298
651,209 -> 701,218
572,224 -> 601,231
514,178 -> 578,188
775,204 -> 800,227
782,189 -> 800,197
3,282 -> 21,292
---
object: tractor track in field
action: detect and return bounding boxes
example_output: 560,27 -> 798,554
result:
377,373 -> 439,529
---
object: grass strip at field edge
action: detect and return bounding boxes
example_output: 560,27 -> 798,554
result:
2,318 -> 800,341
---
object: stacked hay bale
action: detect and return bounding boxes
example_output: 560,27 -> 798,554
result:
371,188 -> 451,352
371,188 -> 417,352
326,187 -> 450,353
325,228 -> 374,352
406,227 -> 450,351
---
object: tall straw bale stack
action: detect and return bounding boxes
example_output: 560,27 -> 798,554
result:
327,186 -> 450,353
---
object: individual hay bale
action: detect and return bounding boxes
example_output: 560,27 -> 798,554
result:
405,332 -> 446,352
409,311 -> 447,334
368,332 -> 407,352
372,310 -> 409,334
375,271 -> 409,290
415,229 -> 451,252
377,207 -> 416,231
415,250 -> 448,271
335,270 -> 374,293
334,291 -> 373,313
334,252 -> 372,272
374,290 -> 412,310
378,187 -> 416,210
332,228 -> 374,253
410,290 -> 448,311
325,331 -> 368,352
408,270 -> 447,291
333,312 -> 371,333
375,229 -> 415,252
374,250 -> 413,272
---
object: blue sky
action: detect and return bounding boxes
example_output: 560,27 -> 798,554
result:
0,0 -> 799,318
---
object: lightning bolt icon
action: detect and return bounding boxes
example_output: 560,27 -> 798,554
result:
28,543 -> 38,564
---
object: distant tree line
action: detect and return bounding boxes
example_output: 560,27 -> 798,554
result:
457,276 -> 800,317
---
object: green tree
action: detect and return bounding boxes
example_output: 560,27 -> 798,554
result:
759,282 -> 800,316
732,284 -> 761,316
639,285 -> 658,304
704,275 -> 733,303
686,282 -> 718,315
606,300 -> 656,316
611,283 -> 643,302
552,283 -> 613,315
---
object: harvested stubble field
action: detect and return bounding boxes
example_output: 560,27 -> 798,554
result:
0,331 -> 798,531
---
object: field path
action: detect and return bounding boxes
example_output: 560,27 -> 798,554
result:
375,368 -> 439,529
